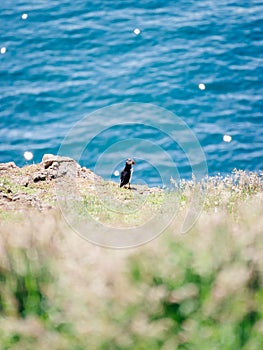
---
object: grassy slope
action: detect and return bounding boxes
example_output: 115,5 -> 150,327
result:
0,170 -> 263,350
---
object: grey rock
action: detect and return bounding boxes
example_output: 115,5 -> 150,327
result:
20,176 -> 30,187
49,169 -> 58,179
12,194 -> 21,201
42,154 -> 77,169
50,161 -> 59,169
0,162 -> 17,171
2,194 -> 13,202
33,172 -> 47,182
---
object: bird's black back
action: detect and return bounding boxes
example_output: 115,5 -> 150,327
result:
120,164 -> 132,187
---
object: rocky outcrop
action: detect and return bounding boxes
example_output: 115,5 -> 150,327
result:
0,162 -> 17,171
42,154 -> 77,169
0,154 -> 161,213
0,154 -> 83,211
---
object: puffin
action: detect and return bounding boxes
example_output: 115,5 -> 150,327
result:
120,158 -> 136,189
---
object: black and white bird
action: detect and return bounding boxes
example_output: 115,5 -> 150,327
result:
120,158 -> 136,189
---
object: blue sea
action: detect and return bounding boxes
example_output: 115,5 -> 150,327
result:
0,0 -> 262,186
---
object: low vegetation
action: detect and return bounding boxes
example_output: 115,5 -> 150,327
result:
0,167 -> 263,349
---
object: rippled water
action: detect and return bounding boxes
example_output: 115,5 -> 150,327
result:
0,0 -> 262,185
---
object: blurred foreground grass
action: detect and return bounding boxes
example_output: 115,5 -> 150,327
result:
0,170 -> 263,349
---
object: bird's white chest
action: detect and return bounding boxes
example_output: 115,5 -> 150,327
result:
130,167 -> 133,181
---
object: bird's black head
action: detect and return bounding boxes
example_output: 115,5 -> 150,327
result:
126,158 -> 136,166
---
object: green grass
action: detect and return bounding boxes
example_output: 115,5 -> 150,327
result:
0,177 -> 37,196
69,181 -> 167,227
0,175 -> 56,209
